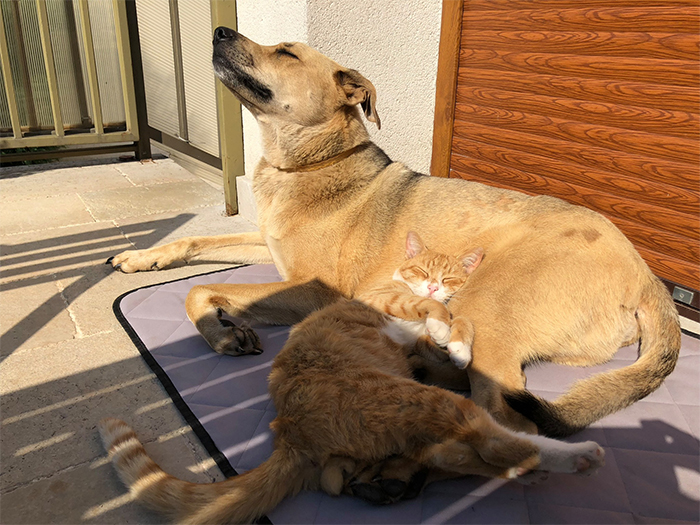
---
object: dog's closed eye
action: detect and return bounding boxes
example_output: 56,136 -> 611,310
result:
276,48 -> 299,60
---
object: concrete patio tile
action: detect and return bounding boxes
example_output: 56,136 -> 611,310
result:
0,215 -> 240,340
0,194 -> 95,236
0,156 -> 260,522
0,222 -> 132,286
0,331 -> 206,490
1,328 -> 137,395
0,164 -> 133,202
80,180 -> 224,221
114,158 -> 204,185
0,277 -> 75,354
114,204 -> 259,248
0,432 -> 224,525
55,257 -> 234,337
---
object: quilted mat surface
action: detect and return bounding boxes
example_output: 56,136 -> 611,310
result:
115,264 -> 700,524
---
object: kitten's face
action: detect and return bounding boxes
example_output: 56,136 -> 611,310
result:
394,250 -> 469,303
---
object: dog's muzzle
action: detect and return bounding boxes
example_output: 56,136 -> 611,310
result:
213,26 -> 237,45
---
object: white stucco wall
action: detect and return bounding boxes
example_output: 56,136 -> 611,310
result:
235,0 -> 309,180
306,0 -> 442,174
235,0 -> 442,222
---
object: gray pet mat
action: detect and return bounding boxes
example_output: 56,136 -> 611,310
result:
115,264 -> 700,524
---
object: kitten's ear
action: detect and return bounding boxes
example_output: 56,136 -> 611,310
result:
405,231 -> 425,259
461,248 -> 484,275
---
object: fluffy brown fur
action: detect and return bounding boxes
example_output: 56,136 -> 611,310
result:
100,299 -> 606,524
107,30 -> 680,440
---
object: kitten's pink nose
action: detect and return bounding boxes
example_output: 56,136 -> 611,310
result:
428,283 -> 439,295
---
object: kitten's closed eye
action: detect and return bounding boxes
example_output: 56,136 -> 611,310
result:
408,267 -> 428,279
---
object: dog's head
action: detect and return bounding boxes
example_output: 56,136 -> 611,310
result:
212,27 -> 380,129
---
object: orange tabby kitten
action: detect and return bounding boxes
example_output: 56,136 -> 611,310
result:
358,231 -> 483,369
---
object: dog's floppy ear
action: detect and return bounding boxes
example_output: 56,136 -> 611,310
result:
336,69 -> 381,129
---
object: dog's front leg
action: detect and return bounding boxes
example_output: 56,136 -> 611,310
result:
186,279 -> 342,355
108,232 -> 272,273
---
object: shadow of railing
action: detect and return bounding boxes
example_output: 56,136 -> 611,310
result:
1,354 -> 200,524
0,214 -> 194,360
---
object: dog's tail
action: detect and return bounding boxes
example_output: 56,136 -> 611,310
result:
504,276 -> 681,438
98,418 -> 310,524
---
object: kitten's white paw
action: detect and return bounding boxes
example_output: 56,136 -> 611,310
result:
447,341 -> 471,369
570,442 -> 606,476
530,436 -> 605,476
425,317 -> 450,346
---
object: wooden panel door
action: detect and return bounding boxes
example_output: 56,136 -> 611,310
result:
432,0 -> 700,293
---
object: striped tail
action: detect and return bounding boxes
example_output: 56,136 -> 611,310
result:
98,418 -> 310,524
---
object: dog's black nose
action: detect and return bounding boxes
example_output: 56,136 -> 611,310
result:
213,26 -> 236,44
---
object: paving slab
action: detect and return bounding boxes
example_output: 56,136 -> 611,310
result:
114,158 -> 206,186
0,222 -> 131,286
1,327 -> 144,395
0,194 -> 95,236
0,432 -> 223,525
0,330 -> 203,490
80,180 -> 224,221
0,164 -> 134,202
0,155 -> 256,524
0,277 -> 76,354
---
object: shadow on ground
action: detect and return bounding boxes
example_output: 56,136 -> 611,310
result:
0,215 -> 194,360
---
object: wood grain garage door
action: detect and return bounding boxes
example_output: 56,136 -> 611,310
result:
431,0 -> 700,297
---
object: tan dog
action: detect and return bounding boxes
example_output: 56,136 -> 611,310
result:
108,28 -> 680,439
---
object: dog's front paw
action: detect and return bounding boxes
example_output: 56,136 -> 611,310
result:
213,320 -> 263,356
425,317 -> 450,346
106,249 -> 164,273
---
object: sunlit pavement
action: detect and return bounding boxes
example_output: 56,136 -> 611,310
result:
0,155 -> 258,523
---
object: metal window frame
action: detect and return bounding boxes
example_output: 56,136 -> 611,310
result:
0,0 -> 150,161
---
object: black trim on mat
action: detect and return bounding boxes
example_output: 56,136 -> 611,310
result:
112,266 -> 273,525
682,328 -> 699,340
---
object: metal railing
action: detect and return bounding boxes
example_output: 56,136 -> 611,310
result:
0,0 -> 147,161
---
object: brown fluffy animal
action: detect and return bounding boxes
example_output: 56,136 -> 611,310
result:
99,297 -> 606,524
107,28 -> 680,438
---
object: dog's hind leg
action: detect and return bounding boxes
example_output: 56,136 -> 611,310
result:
466,331 -> 538,433
108,232 -> 271,273
186,279 -> 342,354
